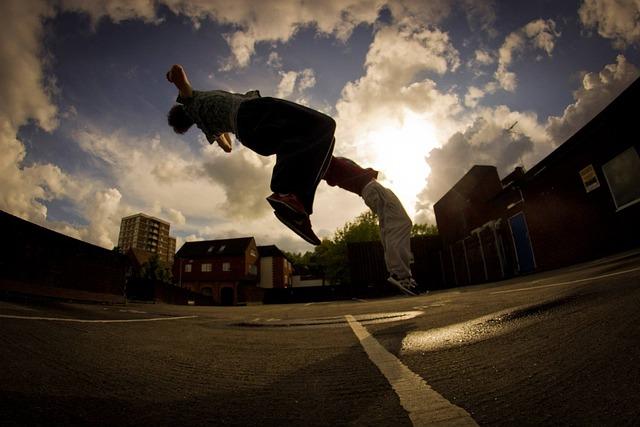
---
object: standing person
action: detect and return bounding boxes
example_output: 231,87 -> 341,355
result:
166,64 -> 420,295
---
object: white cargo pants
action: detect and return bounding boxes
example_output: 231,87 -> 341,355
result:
361,181 -> 413,279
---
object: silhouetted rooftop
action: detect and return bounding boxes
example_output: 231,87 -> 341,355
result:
175,237 -> 255,259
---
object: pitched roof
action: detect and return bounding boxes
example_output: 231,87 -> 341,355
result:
258,245 -> 295,264
522,76 -> 640,182
176,237 -> 255,259
257,245 -> 285,258
126,248 -> 154,267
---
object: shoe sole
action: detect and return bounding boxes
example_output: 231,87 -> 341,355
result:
267,197 -> 306,219
387,277 -> 417,296
274,210 -> 321,245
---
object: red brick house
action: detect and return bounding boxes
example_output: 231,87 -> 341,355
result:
257,245 -> 293,289
174,237 -> 259,305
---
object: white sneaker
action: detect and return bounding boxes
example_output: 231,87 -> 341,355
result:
387,275 -> 418,296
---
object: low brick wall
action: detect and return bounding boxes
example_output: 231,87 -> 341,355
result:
1,210 -> 127,302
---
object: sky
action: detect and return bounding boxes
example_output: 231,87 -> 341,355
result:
1,0 -> 639,254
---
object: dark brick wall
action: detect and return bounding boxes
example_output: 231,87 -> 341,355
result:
523,142 -> 640,271
0,210 -> 126,299
434,79 -> 640,286
347,236 -> 446,292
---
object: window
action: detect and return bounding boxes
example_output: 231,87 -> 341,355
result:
201,263 -> 212,272
602,147 -> 640,210
222,262 -> 231,272
184,264 -> 192,272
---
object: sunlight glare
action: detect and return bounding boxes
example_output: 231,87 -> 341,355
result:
364,112 -> 438,218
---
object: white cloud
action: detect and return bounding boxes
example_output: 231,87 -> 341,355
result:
276,71 -> 298,98
415,55 -> 640,224
162,0 -> 386,69
73,127 -> 236,220
335,18 -> 462,219
0,1 -> 132,249
0,0 -> 57,133
150,202 -> 187,227
546,54 -> 640,145
165,207 -> 187,226
267,51 -> 283,68
84,188 -> 123,248
298,69 -> 317,92
197,145 -> 274,219
464,86 -> 485,108
524,19 -> 559,55
59,0 -> 495,71
0,0 -> 62,222
415,106 -> 550,223
276,68 -> 317,98
495,19 -> 560,92
60,0 -> 160,25
474,48 -> 495,66
579,0 -> 640,49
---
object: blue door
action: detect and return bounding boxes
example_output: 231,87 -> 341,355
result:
509,212 -> 536,273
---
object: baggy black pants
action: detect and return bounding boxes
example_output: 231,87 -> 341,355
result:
236,97 -> 336,214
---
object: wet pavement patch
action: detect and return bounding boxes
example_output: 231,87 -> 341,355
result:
401,296 -> 579,353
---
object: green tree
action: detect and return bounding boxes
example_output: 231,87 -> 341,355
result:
140,254 -> 172,283
288,212 -> 438,286
312,210 -> 381,285
411,223 -> 438,236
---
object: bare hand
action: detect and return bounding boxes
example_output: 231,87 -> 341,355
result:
216,133 -> 233,153
166,64 -> 192,98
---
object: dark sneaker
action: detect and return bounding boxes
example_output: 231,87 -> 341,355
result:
387,274 -> 418,296
267,193 -> 307,217
273,209 -> 321,246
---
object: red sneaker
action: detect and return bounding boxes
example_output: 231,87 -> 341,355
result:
266,193 -> 307,217
273,209 -> 321,246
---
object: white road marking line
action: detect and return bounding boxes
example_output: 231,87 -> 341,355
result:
346,315 -> 478,427
490,266 -> 640,295
0,314 -> 197,323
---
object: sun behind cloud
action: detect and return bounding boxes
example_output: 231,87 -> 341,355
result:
365,111 -> 438,218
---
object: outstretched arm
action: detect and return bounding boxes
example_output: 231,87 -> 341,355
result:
166,64 -> 193,98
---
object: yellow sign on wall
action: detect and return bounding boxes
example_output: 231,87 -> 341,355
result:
579,164 -> 600,193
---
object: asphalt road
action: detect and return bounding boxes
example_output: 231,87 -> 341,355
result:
1,250 -> 640,426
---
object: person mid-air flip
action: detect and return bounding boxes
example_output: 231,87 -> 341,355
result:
166,64 -> 421,295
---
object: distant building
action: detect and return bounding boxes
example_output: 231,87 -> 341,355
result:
174,237 -> 260,305
118,213 -> 176,265
434,77 -> 640,287
257,245 -> 293,289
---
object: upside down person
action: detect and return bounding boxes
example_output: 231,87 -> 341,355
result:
166,64 -> 422,295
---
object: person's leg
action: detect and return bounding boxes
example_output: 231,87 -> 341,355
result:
322,156 -> 416,289
361,180 -> 414,282
236,97 -> 336,215
323,156 -> 378,195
